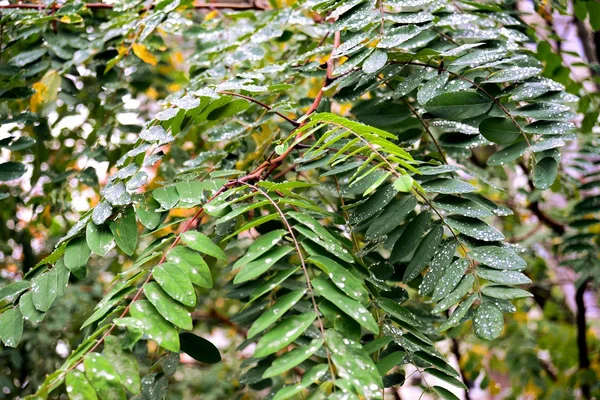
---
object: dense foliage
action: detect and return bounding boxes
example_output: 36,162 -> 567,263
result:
0,0 -> 599,398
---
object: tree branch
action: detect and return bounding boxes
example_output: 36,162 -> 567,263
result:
576,277 -> 592,400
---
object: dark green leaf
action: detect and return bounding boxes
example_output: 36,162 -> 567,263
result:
109,207 -> 138,256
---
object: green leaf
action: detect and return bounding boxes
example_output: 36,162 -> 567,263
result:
308,255 -> 368,303
376,351 -> 405,375
153,263 -> 196,307
366,195 -> 417,240
433,195 -> 494,218
104,336 -> 141,394
481,285 -> 532,300
166,246 -> 212,288
404,225 -> 443,282
0,162 -> 26,181
393,68 -> 427,98
135,196 -> 163,230
175,180 -> 204,208
533,157 -> 558,190
66,370 -> 98,400
109,207 -> 138,256
362,49 -> 387,74
468,246 -> 526,270
128,300 -> 179,352
414,351 -> 460,378
363,336 -> 393,355
325,330 -> 382,397
8,48 -> 47,67
64,237 -> 91,279
83,353 -> 126,400
393,175 -> 413,193
19,291 -> 45,324
420,239 -> 457,296
432,259 -> 470,301
476,268 -> 531,285
433,385 -> 461,400
485,66 -> 541,83
445,216 -> 505,241
262,338 -> 324,378
250,267 -> 299,301
0,87 -> 35,101
180,231 -> 227,261
289,211 -> 353,263
0,281 -> 30,303
179,332 -> 221,364
86,222 -> 114,256
421,178 -> 477,194
232,230 -> 287,270
253,313 -> 317,358
377,297 -> 422,327
144,282 -> 193,330
313,277 -> 379,334
152,186 -> 180,210
438,293 -> 477,332
486,141 -> 528,166
234,246 -> 293,284
350,183 -> 398,224
390,212 -> 431,263
473,302 -> 504,340
432,274 -> 475,313
522,120 -> 575,135
478,117 -> 521,144
140,373 -> 169,400
0,307 -> 23,347
423,90 -> 492,121
32,268 -> 58,312
248,289 -> 305,338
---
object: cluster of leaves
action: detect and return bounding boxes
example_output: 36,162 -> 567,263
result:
0,0 -> 594,398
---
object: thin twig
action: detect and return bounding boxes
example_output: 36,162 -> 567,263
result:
218,91 -> 300,127
240,182 -> 337,384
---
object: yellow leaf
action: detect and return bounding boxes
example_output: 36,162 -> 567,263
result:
146,87 -> 159,100
205,10 -> 218,20
132,43 -> 158,66
59,14 -> 83,24
30,70 -> 60,112
30,82 -> 47,113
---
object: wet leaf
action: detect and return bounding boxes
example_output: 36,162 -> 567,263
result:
144,282 -> 193,330
166,246 -> 212,288
254,313 -> 317,358
473,302 -> 504,340
180,231 -> 227,261
153,263 -> 196,307
248,289 -> 305,338
313,277 -> 379,334
83,353 -> 126,400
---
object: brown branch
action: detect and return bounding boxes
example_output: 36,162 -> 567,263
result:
218,91 -> 300,127
576,277 -> 592,400
450,338 -> 472,400
0,1 -> 267,10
